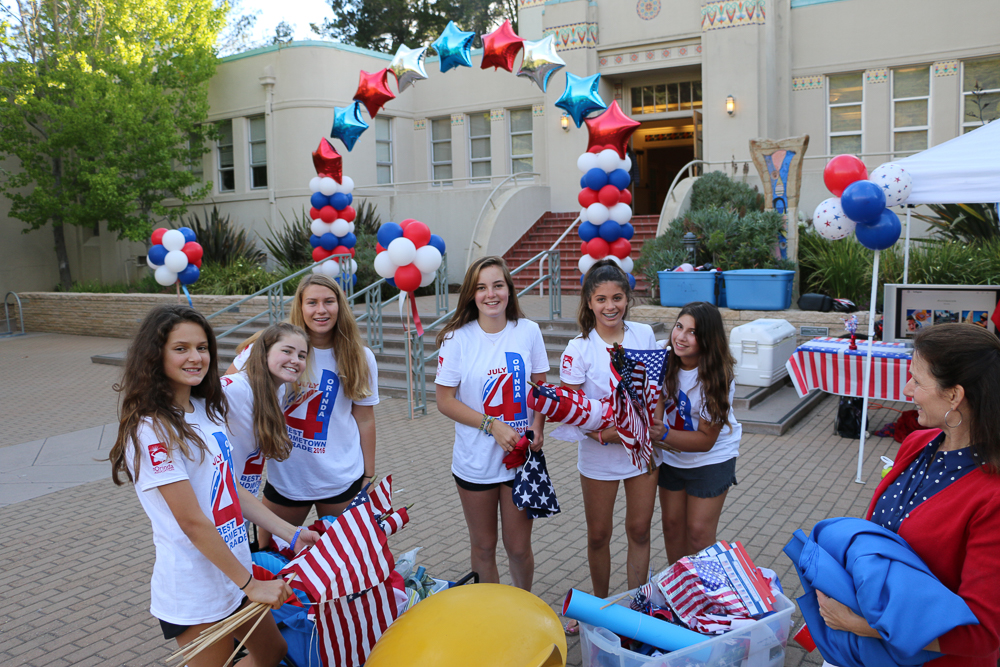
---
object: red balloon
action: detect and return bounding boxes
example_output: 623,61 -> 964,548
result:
332,245 -> 350,256
353,69 -> 396,119
619,188 -> 632,205
610,238 -> 632,259
319,206 -> 338,223
394,264 -> 422,292
824,155 -> 868,197
312,247 -> 332,262
585,102 -> 641,159
192,257 -> 202,269
578,188 -> 599,208
309,207 -> 322,220
587,238 -> 610,259
312,138 -> 343,183
182,241 -> 203,263
480,20 -> 524,73
403,221 -> 431,248
400,218 -> 416,227
598,184 -> 620,207
339,206 -> 356,223
588,145 -> 603,154
376,243 -> 386,253
580,241 -> 588,255
350,247 -> 356,258
151,228 -> 167,245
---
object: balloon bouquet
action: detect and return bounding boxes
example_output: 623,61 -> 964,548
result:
147,226 -> 203,289
373,220 -> 446,295
308,138 -> 359,288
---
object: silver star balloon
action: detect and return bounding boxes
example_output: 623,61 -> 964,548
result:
516,34 -> 565,92
388,44 -> 428,93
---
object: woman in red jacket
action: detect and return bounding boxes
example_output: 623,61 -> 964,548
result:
816,323 -> 1000,666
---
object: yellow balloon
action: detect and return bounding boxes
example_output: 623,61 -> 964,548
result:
366,584 -> 567,667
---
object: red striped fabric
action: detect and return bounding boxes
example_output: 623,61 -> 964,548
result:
785,337 -> 912,402
315,580 -> 397,667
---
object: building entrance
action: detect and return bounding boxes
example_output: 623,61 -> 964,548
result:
630,116 -> 699,217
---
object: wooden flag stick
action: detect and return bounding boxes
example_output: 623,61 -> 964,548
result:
599,590 -> 632,610
404,294 -> 414,420
223,605 -> 271,666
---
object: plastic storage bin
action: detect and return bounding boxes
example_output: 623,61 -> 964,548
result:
657,271 -> 718,307
729,319 -> 798,387
722,270 -> 794,311
579,593 -> 794,667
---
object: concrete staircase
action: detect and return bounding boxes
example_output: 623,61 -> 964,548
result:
501,212 -> 661,296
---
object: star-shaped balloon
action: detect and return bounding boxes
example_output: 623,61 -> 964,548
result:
516,34 -> 565,92
432,21 -> 476,73
555,72 -> 607,128
584,101 -> 640,158
353,69 -> 395,119
481,19 -> 523,72
312,138 -> 342,183
331,100 -> 369,152
389,44 -> 427,93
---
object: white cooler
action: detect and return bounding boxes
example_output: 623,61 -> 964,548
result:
729,319 -> 797,387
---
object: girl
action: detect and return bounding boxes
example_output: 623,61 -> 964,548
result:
434,256 -> 550,590
227,275 -> 379,549
652,301 -> 742,564
559,258 -> 659,633
110,305 -> 319,667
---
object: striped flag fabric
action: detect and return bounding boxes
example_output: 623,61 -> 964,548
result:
378,508 -> 409,537
526,381 -> 612,431
313,581 -> 398,667
609,345 -> 668,472
785,337 -> 912,402
657,555 -> 752,635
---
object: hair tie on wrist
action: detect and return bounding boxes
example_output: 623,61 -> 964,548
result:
239,573 -> 253,591
290,526 -> 304,552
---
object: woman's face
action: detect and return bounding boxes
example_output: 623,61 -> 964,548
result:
301,285 -> 339,339
266,333 -> 309,386
588,281 -> 627,332
474,265 -> 509,320
903,354 -> 952,429
163,321 -> 210,394
671,314 -> 701,368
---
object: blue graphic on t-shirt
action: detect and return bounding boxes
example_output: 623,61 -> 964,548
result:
284,369 -> 340,450
208,430 -> 247,549
670,389 -> 694,431
482,352 -> 527,424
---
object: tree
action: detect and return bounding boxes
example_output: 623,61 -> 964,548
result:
0,0 -> 226,289
272,21 -> 294,45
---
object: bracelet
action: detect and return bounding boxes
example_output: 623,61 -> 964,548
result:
239,573 -> 253,591
290,527 -> 304,552
480,414 -> 496,435
660,429 -> 669,442
596,429 -> 605,446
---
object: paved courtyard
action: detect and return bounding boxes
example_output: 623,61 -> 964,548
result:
0,332 -> 908,666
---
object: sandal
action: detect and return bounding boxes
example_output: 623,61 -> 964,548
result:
563,619 -> 580,637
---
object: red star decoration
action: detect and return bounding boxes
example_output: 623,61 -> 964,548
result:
480,20 -> 524,73
585,101 -> 641,159
353,69 -> 396,119
312,138 -> 343,183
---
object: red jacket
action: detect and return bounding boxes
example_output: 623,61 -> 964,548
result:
866,429 -> 1000,666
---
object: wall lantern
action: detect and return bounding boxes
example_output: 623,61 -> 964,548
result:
726,95 -> 736,116
560,114 -> 570,131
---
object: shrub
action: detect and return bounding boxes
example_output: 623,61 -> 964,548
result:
262,208 -> 313,273
191,260 -> 287,296
184,206 -> 265,267
688,170 -> 765,216
911,203 -> 1000,244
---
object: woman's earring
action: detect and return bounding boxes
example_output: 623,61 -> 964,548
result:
944,409 -> 963,429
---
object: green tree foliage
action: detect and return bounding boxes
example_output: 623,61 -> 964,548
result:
0,0 -> 226,288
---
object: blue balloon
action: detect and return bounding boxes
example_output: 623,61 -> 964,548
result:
841,180 -> 886,225
599,220 -> 621,242
432,21 -> 475,73
309,234 -> 322,248
620,223 -> 635,240
330,192 -> 351,211
609,169 -> 631,190
177,264 -> 200,285
585,168 -> 609,191
148,244 -> 168,266
377,222 -> 403,248
178,226 -> 197,244
428,233 -> 447,254
580,175 -> 587,189
855,209 -> 902,251
340,232 -> 357,249
580,273 -> 586,286
310,192 -> 330,210
578,221 -> 599,242
353,274 -> 358,286
627,273 -> 636,290
331,100 -> 369,152
555,72 -> 607,128
320,233 -> 337,251
386,277 -> 397,288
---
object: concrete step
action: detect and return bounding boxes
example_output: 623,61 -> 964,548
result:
733,380 -> 827,436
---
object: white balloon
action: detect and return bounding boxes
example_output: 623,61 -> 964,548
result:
319,177 -> 338,196
320,259 -> 341,277
609,202 -> 632,224
164,250 -> 189,273
597,149 -> 620,173
311,218 -> 330,237
578,254 -> 596,274
577,152 -> 599,174
387,237 -> 416,266
579,207 -> 590,223
420,271 -> 436,287
311,265 -> 323,274
154,265 -> 178,286
869,163 -> 913,207
812,197 -> 855,240
161,229 -> 185,252
621,256 -> 634,274
146,254 -> 159,270
675,262 -> 694,272
413,245 -> 443,273
331,219 -> 350,238
309,177 -> 323,193
347,222 -> 356,235
339,176 -> 355,194
587,203 -> 610,225
349,258 -> 358,275
607,255 -> 623,268
373,251 -> 397,279
621,154 -> 632,173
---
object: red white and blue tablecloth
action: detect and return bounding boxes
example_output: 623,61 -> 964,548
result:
785,337 -> 913,402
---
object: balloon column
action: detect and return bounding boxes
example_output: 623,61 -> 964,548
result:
374,220 -> 446,336
147,226 -> 203,287
812,155 -> 912,250
308,138 -> 359,288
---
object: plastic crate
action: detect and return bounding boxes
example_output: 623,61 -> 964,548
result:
579,593 -> 794,667
722,270 -> 794,311
657,271 -> 718,307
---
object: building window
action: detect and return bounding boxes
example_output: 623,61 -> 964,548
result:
430,117 -> 452,185
376,117 -> 393,184
892,66 -> 929,156
468,111 -> 491,183
217,119 -> 234,192
249,115 -> 267,189
509,108 -> 533,174
630,81 -> 701,115
962,56 -> 1000,133
828,72 -> 863,155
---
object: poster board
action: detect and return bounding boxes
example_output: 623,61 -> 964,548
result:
882,283 -> 1000,343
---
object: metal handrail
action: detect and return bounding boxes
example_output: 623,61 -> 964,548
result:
538,215 -> 582,297
2,292 -> 25,337
465,171 -> 542,269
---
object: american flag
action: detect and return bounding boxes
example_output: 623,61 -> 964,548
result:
526,382 -> 612,431
609,345 -> 668,472
346,475 -> 394,515
630,581 -> 655,614
512,449 -> 560,519
657,555 -> 753,635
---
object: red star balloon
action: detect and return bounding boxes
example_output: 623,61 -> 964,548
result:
353,69 -> 396,119
584,101 -> 641,159
312,138 -> 343,183
480,20 -> 524,72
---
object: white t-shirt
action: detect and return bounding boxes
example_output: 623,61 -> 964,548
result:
220,373 -> 269,496
558,322 -> 658,481
659,367 -> 742,469
127,398 -> 252,625
235,342 -> 380,500
435,319 -> 550,484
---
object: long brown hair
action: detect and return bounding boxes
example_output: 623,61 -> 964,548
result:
242,323 -> 309,461
436,256 -> 524,345
110,305 -> 227,485
913,323 -> 1000,472
577,258 -> 633,337
663,302 -> 735,427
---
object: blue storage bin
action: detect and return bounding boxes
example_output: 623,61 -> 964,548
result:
722,269 -> 794,310
657,271 -> 718,307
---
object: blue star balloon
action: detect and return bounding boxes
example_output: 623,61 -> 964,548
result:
555,72 -> 607,128
389,44 -> 428,92
432,21 -> 475,73
331,100 -> 369,152
517,34 -> 565,92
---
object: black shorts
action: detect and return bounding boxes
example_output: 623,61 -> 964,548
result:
657,458 -> 737,498
263,476 -> 364,508
159,596 -> 248,640
453,473 -> 515,492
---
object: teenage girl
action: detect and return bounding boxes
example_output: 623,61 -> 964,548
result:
434,256 -> 550,590
651,301 -> 742,563
227,274 -> 379,549
559,259 -> 659,633
110,305 -> 319,667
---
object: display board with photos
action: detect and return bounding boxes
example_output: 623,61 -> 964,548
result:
882,284 -> 1000,344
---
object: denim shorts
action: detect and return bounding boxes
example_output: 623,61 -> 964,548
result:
657,457 -> 737,498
